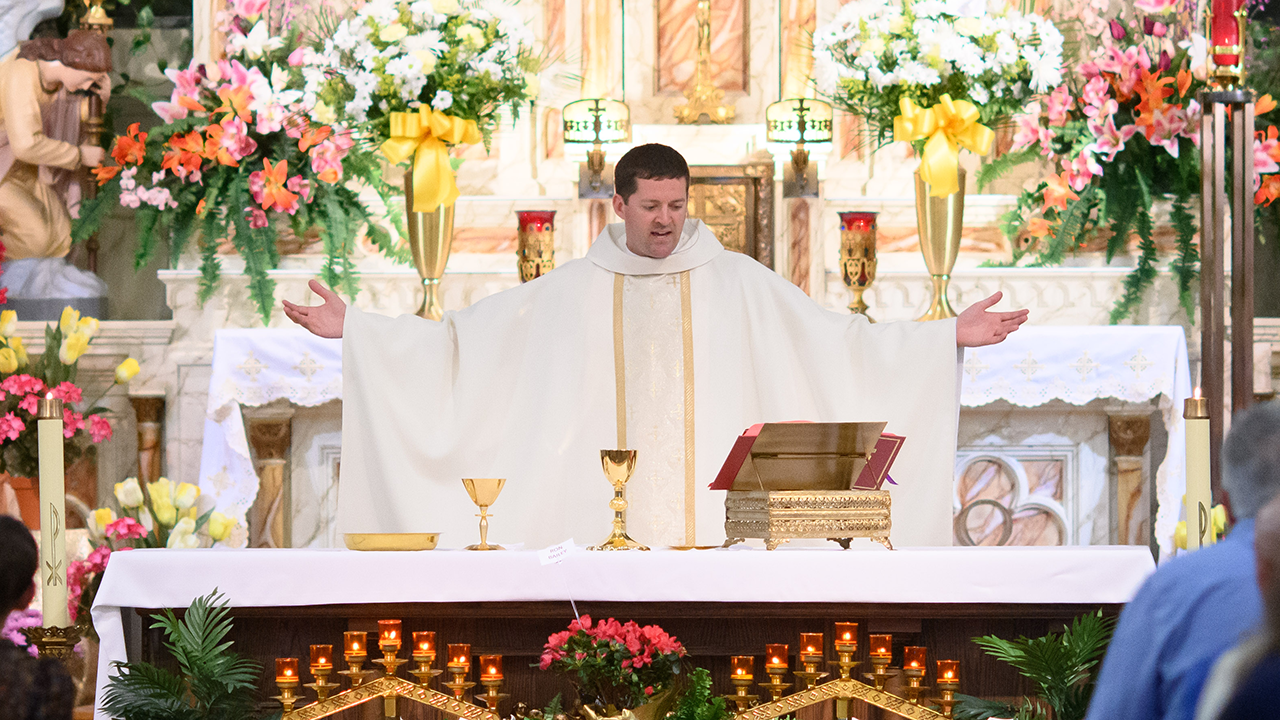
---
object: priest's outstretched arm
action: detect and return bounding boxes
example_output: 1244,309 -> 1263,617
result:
955,291 -> 1028,347
282,279 -> 346,338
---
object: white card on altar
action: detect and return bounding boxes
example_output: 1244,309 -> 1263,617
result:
539,539 -> 575,565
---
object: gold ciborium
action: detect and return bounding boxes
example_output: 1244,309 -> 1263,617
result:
589,450 -> 648,551
462,478 -> 506,551
404,172 -> 455,321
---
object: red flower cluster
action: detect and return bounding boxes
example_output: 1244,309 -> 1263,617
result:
540,615 -> 685,671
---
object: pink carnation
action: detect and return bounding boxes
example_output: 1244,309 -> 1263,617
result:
0,412 -> 24,442
88,415 -> 113,443
50,382 -> 83,404
1,374 -> 45,396
18,394 -> 38,415
106,517 -> 147,541
63,409 -> 84,439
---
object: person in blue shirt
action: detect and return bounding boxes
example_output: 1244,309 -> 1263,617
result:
1085,401 -> 1280,720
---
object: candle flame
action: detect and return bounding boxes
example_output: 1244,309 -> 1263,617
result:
1194,386 -> 1202,399
944,671 -> 954,679
909,661 -> 919,668
842,633 -> 852,640
488,666 -> 498,675
284,669 -> 293,677
352,642 -> 361,651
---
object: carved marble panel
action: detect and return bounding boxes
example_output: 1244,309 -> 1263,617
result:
780,0 -> 816,98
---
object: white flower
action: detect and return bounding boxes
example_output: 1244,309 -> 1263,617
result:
431,90 -> 454,110
226,21 -> 284,60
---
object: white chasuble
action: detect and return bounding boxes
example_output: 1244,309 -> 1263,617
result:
340,220 -> 959,549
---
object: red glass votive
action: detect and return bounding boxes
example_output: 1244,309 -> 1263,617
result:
937,659 -> 960,685
834,623 -> 858,652
276,657 -> 299,683
1211,0 -> 1246,66
839,211 -> 878,233
310,644 -> 332,669
904,646 -> 926,670
344,631 -> 368,659
448,643 -> 471,669
869,634 -> 892,659
480,654 -> 503,680
413,631 -> 436,659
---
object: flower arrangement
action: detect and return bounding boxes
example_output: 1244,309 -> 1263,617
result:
67,477 -> 240,638
989,2 -> 1280,321
540,615 -> 687,713
0,308 -> 136,479
73,0 -> 403,324
301,0 -> 539,211
813,0 -> 1064,145
2,607 -> 41,657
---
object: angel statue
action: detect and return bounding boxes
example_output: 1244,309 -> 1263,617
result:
0,29 -> 111,305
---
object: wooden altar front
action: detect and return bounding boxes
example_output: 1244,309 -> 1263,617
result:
92,547 -> 1154,720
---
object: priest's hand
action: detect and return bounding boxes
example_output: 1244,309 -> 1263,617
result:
282,279 -> 346,338
956,291 -> 1028,347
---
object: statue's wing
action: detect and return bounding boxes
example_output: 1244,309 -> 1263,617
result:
0,0 -> 66,58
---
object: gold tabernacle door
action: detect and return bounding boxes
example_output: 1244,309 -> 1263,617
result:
720,422 -> 894,550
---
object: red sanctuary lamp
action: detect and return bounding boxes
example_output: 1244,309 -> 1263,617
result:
1208,0 -> 1247,84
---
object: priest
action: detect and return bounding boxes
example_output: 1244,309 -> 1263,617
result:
283,144 -> 1027,549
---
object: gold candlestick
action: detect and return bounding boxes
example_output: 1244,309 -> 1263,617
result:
410,632 -> 443,685
20,624 -> 85,662
463,478 -> 507,550
478,678 -> 507,710
725,656 -> 756,710
867,655 -> 893,692
274,659 -> 301,712
589,450 -> 648,551
760,666 -> 791,702
902,646 -> 926,704
341,631 -> 372,688
374,642 -> 408,678
936,660 -> 960,718
445,665 -> 476,699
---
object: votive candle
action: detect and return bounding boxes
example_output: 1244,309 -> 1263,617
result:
937,660 -> 959,685
413,631 -> 436,659
37,395 -> 68,628
1211,0 -> 1246,66
448,643 -> 471,669
799,633 -> 824,662
276,657 -> 299,683
834,623 -> 858,652
378,620 -> 402,649
310,644 -> 333,669
731,656 -> 754,681
903,646 -> 926,670
765,644 -> 788,669
344,631 -> 368,660
869,634 -> 892,659
480,655 -> 503,680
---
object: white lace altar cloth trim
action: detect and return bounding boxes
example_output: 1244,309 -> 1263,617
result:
90,544 -> 1156,719
960,325 -> 1191,561
197,329 -> 342,543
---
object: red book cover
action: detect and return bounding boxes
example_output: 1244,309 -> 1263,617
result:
709,423 -> 765,490
852,434 -> 905,490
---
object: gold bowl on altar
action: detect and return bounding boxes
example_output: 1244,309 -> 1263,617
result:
343,533 -> 440,551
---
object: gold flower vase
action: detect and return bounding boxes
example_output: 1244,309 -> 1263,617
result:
405,172 -> 455,320
914,169 -> 965,321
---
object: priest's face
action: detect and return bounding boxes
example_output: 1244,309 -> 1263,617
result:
613,177 -> 689,259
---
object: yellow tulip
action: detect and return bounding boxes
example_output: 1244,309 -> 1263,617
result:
148,478 -> 177,526
1212,504 -> 1228,537
207,511 -> 234,542
90,507 -> 116,535
115,357 -> 140,383
114,478 -> 145,508
59,306 -> 80,335
76,316 -> 100,339
59,331 -> 89,365
174,482 -> 201,510
1174,521 -> 1187,550
0,348 -> 17,374
10,336 -> 28,367
0,310 -> 16,337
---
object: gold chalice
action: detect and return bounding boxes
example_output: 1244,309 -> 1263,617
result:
462,478 -> 506,551
589,450 -> 649,551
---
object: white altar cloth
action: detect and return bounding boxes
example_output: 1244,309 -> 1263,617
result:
961,325 -> 1191,559
92,545 -> 1156,718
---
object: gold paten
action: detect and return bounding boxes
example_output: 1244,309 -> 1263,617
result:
405,172 -> 455,320
589,449 -> 649,551
720,422 -> 893,551
343,533 -> 440,551
913,169 -> 965,321
462,478 -> 506,551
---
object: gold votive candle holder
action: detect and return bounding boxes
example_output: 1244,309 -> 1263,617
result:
761,644 -> 791,701
936,660 -> 960,718
833,623 -> 859,679
727,656 -> 755,710
274,658 -> 300,711
478,655 -> 506,709
902,646 -> 926,704
373,621 -> 408,678
868,634 -> 893,691
341,631 -> 371,687
306,644 -> 338,700
795,633 -> 826,689
445,644 -> 475,699
411,631 -> 440,684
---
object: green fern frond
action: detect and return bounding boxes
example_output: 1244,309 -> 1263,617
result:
1110,205 -> 1158,323
977,148 -> 1040,191
1169,192 -> 1199,319
73,183 -> 122,243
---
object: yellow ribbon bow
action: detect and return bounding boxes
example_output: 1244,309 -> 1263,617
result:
892,94 -> 994,197
380,108 -> 483,212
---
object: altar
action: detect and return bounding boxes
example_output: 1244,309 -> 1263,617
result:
91,545 -> 1156,720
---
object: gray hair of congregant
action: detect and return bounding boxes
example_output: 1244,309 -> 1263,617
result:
1223,401 -> 1280,520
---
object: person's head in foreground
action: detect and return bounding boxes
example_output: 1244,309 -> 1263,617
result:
612,144 -> 691,260
0,514 -> 74,720
1222,400 -> 1280,524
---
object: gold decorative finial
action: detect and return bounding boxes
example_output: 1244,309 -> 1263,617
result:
674,0 -> 735,124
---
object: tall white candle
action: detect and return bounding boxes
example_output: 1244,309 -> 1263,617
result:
1184,392 -> 1213,551
37,394 -> 69,628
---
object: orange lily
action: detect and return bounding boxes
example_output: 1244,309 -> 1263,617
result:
177,95 -> 205,112
163,131 -> 206,176
258,158 -> 298,211
1042,173 -> 1079,213
1134,69 -> 1175,116
1176,69 -> 1192,99
1026,217 -> 1052,238
91,165 -> 121,186
1259,94 -> 1277,116
1257,174 -> 1280,206
202,125 -> 240,167
215,85 -> 253,123
196,198 -> 207,217
111,123 -> 148,166
298,125 -> 332,152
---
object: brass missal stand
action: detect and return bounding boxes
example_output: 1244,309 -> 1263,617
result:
720,422 -> 893,550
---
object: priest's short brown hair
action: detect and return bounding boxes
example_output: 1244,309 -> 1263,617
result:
615,144 -> 690,201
